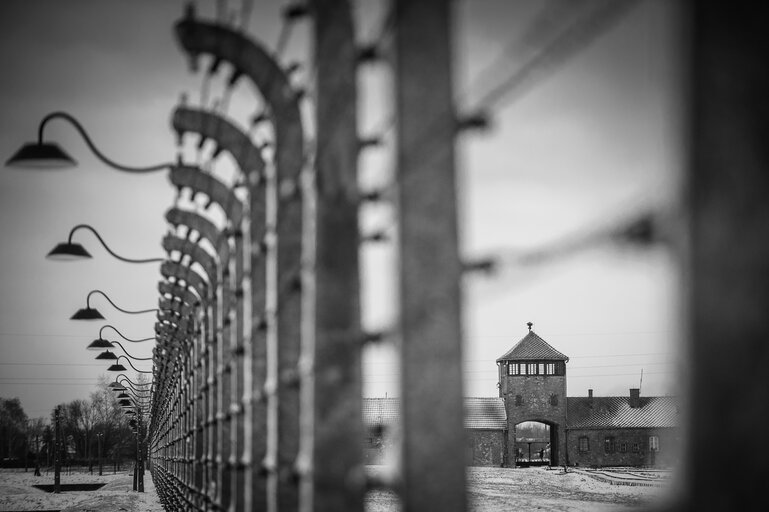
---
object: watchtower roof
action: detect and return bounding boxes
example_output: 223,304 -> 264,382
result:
496,330 -> 569,362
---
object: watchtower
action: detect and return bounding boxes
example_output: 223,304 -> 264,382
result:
497,323 -> 568,466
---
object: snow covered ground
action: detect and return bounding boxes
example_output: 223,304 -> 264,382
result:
366,466 -> 679,512
0,468 -> 164,511
0,466 -> 678,511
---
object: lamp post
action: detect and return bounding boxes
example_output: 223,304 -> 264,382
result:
95,341 -> 152,361
110,374 -> 153,392
53,406 -> 61,494
5,111 -> 172,173
97,432 -> 103,476
106,355 -> 153,374
87,325 -> 156,350
71,289 -> 158,320
46,224 -> 164,263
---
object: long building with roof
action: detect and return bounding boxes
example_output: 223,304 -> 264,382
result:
363,323 -> 680,468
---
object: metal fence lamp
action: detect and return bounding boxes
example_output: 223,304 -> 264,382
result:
47,224 -> 164,263
107,362 -> 128,372
95,350 -> 118,360
5,111 -> 169,172
87,325 -> 156,350
71,289 -> 158,321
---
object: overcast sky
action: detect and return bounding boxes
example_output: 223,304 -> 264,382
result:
0,0 -> 683,420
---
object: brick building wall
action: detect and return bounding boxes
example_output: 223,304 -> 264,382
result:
466,429 -> 506,467
501,372 -> 567,466
566,427 -> 679,467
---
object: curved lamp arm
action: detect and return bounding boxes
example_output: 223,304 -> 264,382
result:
40,112 -> 172,173
100,325 -> 157,343
116,356 -> 153,374
115,375 -> 153,389
87,290 -> 158,315
68,224 -> 165,264
115,374 -> 152,386
110,341 -> 153,361
116,388 -> 151,401
121,390 -> 150,405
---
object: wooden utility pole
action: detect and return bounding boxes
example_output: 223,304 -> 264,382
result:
54,406 -> 61,493
312,0 -> 364,510
98,432 -> 103,476
394,1 -> 467,511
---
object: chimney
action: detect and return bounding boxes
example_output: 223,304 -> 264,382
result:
588,388 -> 593,408
629,388 -> 641,408
588,389 -> 593,399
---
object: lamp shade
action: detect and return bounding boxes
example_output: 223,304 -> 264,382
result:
118,399 -> 132,407
5,142 -> 77,169
95,350 -> 118,360
116,392 -> 130,399
46,242 -> 92,261
107,363 -> 127,372
71,307 -> 105,320
87,338 -> 114,350
110,384 -> 127,392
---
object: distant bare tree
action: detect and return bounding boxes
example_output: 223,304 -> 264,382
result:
0,397 -> 29,463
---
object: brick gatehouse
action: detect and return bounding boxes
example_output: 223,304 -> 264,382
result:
364,324 -> 679,468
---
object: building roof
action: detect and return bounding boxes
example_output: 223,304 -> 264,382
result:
566,396 -> 679,429
496,330 -> 569,362
362,395 -> 679,432
464,397 -> 508,430
362,397 -> 507,430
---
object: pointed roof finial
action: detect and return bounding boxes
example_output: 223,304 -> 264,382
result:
527,321 -> 533,331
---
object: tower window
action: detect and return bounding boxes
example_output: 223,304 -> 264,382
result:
508,363 -> 520,375
579,436 -> 589,452
546,363 -> 555,375
527,363 -> 537,375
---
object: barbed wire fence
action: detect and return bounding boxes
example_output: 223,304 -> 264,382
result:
146,1 -> 654,511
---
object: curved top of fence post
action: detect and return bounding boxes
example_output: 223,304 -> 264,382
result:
158,280 -> 201,308
160,260 -> 210,301
172,107 -> 266,182
162,234 -> 219,287
165,207 -> 230,264
158,296 -> 195,318
174,14 -> 305,183
169,165 -> 244,227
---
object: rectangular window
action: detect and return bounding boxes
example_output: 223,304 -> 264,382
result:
579,436 -> 589,452
620,442 -> 627,453
649,436 -> 659,452
546,363 -> 555,375
528,363 -> 538,375
538,363 -> 545,374
632,443 -> 640,453
604,437 -> 615,453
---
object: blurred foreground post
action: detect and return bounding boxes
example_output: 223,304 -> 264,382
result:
394,1 -> 467,510
687,1 -> 769,509
312,0 -> 365,510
